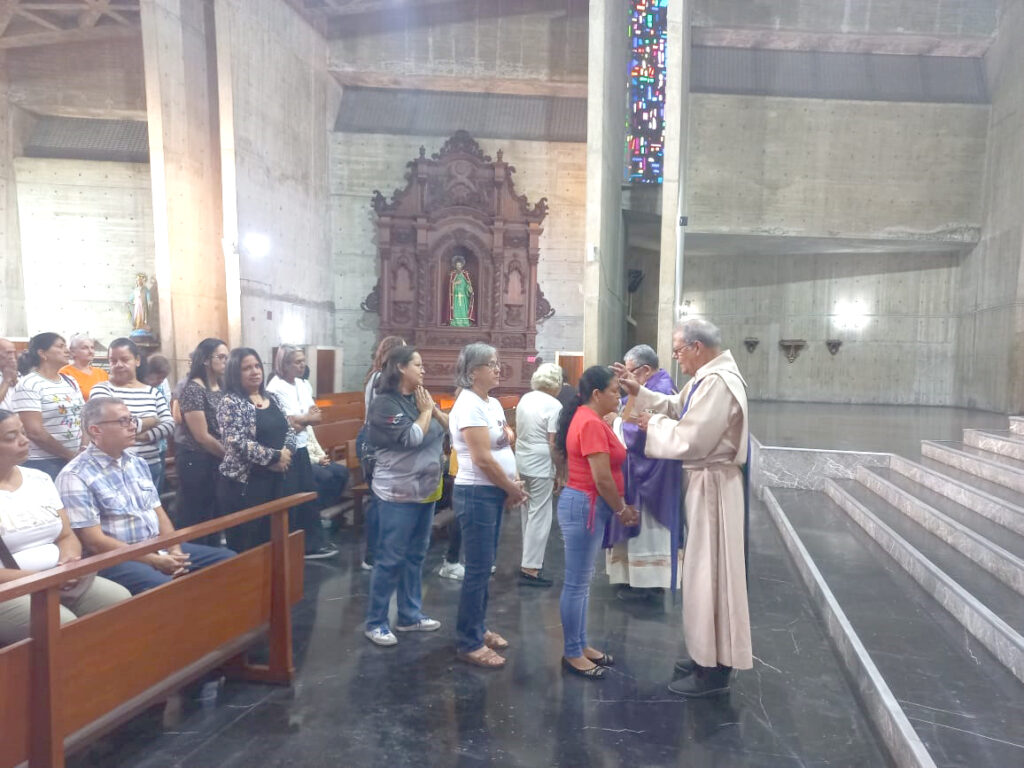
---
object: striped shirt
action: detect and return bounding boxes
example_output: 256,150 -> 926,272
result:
57,444 -> 161,545
10,372 -> 84,460
88,382 -> 173,466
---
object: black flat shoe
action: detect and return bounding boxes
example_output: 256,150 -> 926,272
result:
586,652 -> 615,667
673,656 -> 696,677
668,665 -> 731,697
519,570 -> 554,587
561,657 -> 606,680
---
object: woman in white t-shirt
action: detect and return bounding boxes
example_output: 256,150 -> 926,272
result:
0,409 -> 130,646
513,363 -> 564,587
448,343 -> 528,669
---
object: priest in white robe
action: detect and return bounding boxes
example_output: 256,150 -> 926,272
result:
615,317 -> 752,697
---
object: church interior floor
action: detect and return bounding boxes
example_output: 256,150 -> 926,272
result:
68,499 -> 889,768
749,400 -> 1009,457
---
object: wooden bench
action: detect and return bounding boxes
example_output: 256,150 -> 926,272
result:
0,491 -> 315,768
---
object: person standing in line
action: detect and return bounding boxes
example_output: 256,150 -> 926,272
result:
267,345 -> 338,560
215,348 -> 295,552
142,353 -> 173,492
173,339 -> 228,542
359,335 -> 407,571
554,366 -> 639,680
449,343 -> 528,669
605,344 -> 682,602
513,363 -> 564,587
59,334 -> 107,400
9,333 -> 84,479
89,339 -> 174,490
616,317 -> 752,697
363,346 -> 447,646
0,338 -> 20,409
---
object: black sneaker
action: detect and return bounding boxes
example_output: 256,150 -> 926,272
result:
518,570 -> 553,587
304,543 -> 339,560
667,665 -> 732,697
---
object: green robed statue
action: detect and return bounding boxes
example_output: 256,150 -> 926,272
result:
448,255 -> 475,327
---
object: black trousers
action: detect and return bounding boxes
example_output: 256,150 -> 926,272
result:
283,448 -> 327,552
216,471 -> 283,552
175,447 -> 221,546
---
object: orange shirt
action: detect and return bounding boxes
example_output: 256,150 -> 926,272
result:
59,365 -> 108,399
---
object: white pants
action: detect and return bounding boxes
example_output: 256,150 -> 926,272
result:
519,475 -> 555,569
0,576 -> 131,646
605,510 -> 679,589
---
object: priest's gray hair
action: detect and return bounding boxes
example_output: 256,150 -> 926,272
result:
455,342 -> 497,389
530,362 -> 563,392
81,396 -> 124,431
624,344 -> 658,370
676,318 -> 722,349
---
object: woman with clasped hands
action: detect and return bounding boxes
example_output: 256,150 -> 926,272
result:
449,343 -> 529,669
554,366 -> 639,679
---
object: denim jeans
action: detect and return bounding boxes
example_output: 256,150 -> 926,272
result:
363,490 -> 380,564
147,461 -> 165,497
454,484 -> 506,653
22,457 -> 67,480
365,500 -> 436,630
557,488 -> 613,658
99,542 -> 236,595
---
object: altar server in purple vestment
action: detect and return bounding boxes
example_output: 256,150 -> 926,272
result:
615,318 -> 752,698
604,344 -> 682,601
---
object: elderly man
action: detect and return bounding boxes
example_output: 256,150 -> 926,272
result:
605,344 -> 682,601
56,397 -> 234,594
0,338 -> 18,409
616,318 -> 751,697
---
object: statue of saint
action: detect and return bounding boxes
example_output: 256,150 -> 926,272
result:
130,273 -> 150,331
448,255 -> 475,327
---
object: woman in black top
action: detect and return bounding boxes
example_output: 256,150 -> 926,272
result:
215,348 -> 295,552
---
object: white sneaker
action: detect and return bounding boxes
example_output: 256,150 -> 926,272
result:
438,561 -> 465,580
360,560 -> 373,571
395,617 -> 441,632
364,626 -> 398,646
491,564 -> 497,574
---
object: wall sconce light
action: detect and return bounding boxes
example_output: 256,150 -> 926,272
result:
826,339 -> 842,355
779,339 -> 807,363
242,232 -> 271,259
832,298 -> 869,331
743,337 -> 759,353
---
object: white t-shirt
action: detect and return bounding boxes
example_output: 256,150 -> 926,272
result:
449,390 -> 517,486
10,372 -> 84,460
0,372 -> 15,410
514,390 -> 562,479
266,377 -> 315,449
0,467 -> 64,571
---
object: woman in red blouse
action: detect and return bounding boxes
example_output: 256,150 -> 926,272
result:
554,366 -> 639,679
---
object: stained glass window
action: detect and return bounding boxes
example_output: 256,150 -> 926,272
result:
626,0 -> 668,184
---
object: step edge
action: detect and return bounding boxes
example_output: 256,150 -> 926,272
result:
824,478 -> 1024,684
856,467 -> 1024,590
763,488 -> 938,768
890,455 -> 1024,520
965,428 -> 1024,446
921,441 -> 1024,484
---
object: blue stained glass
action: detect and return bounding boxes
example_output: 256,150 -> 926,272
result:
626,0 -> 668,184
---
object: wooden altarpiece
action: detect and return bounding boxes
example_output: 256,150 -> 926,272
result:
363,131 -> 555,393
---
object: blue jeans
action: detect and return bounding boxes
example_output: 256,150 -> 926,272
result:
557,488 -> 613,658
363,491 -> 380,564
148,460 -> 165,496
99,542 -> 236,595
365,500 -> 436,630
454,484 -> 506,653
23,457 -> 67,480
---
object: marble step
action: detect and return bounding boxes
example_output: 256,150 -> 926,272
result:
921,441 -> 1024,494
963,429 -> 1024,462
914,455 -> 1024,518
858,466 -> 1024,593
824,478 -> 1024,684
1010,416 -> 1024,436
770,487 -> 1024,767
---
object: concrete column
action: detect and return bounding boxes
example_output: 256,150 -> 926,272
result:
140,0 -> 229,375
656,0 -> 690,366
0,54 -> 27,337
583,0 -> 630,364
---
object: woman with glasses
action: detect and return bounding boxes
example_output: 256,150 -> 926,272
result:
216,348 -> 295,552
89,338 -> 174,489
172,338 -> 228,540
448,343 -> 528,669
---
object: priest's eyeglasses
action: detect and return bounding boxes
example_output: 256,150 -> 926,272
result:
96,416 -> 139,429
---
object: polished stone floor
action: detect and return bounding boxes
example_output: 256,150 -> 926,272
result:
69,498 -> 889,768
749,401 -> 1007,457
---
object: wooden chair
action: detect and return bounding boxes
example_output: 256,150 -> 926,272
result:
0,492 -> 315,768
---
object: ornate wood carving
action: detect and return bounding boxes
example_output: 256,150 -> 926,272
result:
363,131 -> 553,392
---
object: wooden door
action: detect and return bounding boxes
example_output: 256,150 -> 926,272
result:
316,349 -> 335,395
556,353 -> 584,388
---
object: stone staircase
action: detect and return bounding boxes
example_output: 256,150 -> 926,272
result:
763,416 -> 1024,768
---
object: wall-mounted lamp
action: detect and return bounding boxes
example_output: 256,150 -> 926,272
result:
743,337 -> 759,353
826,339 -> 843,355
779,339 -> 807,364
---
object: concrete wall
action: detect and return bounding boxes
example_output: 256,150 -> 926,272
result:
687,94 -> 988,243
684,249 -> 959,405
0,58 -> 26,337
14,158 -> 155,342
216,0 -> 340,362
330,132 -> 585,390
955,0 -> 1024,412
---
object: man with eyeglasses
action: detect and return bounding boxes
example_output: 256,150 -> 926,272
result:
55,397 -> 234,594
614,317 -> 751,698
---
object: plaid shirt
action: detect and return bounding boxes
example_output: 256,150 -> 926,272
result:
56,444 -> 162,545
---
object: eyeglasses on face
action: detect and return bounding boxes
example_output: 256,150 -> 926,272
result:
672,342 -> 697,355
481,360 -> 501,370
96,416 -> 139,428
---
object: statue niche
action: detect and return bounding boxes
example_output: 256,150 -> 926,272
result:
363,131 -> 554,392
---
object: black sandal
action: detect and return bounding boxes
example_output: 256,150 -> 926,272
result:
586,652 -> 615,667
562,657 -> 606,679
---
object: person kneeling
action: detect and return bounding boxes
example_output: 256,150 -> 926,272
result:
56,397 -> 235,595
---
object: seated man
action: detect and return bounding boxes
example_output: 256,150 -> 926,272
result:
56,397 -> 235,594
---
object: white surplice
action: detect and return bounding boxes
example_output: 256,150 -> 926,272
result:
635,349 -> 752,670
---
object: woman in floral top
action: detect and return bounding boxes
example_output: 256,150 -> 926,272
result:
215,348 -> 296,552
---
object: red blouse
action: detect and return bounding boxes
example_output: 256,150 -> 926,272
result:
565,405 -> 626,497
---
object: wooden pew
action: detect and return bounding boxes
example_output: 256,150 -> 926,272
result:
317,402 -> 364,424
0,492 -> 315,768
312,419 -> 363,463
